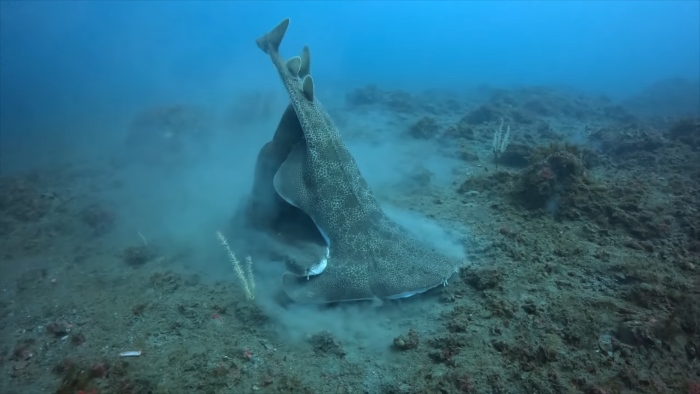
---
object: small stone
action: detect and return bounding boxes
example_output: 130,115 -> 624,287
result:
393,328 -> 420,350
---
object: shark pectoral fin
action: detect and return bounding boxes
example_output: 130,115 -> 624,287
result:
282,272 -> 329,303
247,140 -> 285,225
273,104 -> 304,145
281,264 -> 372,304
247,103 -> 304,228
302,75 -> 314,101
299,46 -> 311,78
286,56 -> 302,77
273,141 -> 308,209
370,250 -> 459,300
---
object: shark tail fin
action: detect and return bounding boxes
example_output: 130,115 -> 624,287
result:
256,18 -> 290,54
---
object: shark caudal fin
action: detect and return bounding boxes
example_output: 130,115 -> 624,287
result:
255,18 -> 290,54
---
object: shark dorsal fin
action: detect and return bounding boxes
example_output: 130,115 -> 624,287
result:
299,46 -> 311,78
286,56 -> 301,77
302,75 -> 314,101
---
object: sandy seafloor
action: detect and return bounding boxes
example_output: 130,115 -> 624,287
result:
0,80 -> 698,394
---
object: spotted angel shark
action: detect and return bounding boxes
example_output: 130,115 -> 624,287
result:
248,18 -> 460,304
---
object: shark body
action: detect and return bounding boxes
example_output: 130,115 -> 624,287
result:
252,18 -> 459,303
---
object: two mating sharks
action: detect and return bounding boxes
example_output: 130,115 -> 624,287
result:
248,18 -> 459,304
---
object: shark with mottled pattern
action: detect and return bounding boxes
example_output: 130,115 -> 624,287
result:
252,18 -> 459,303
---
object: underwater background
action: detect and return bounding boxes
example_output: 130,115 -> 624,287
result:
0,1 -> 699,393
